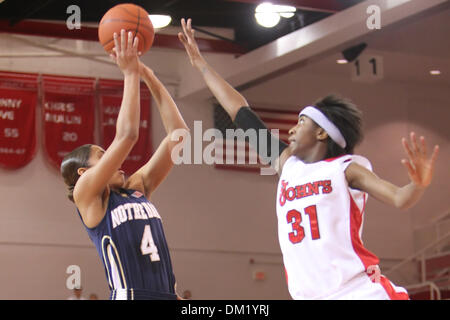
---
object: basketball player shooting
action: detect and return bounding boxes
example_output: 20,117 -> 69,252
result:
178,18 -> 440,300
61,30 -> 188,300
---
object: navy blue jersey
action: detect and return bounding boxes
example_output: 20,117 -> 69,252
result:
77,188 -> 176,300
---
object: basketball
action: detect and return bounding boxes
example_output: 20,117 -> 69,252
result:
98,3 -> 155,54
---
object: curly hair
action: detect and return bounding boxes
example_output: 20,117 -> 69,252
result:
313,94 -> 364,158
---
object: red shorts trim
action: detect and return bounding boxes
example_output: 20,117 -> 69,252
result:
379,276 -> 410,300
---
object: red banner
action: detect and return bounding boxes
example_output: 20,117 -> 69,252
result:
42,75 -> 96,169
0,71 -> 38,169
98,79 -> 152,176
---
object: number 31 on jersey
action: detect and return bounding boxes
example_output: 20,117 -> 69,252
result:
286,205 -> 321,244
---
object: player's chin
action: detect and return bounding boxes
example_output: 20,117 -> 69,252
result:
290,143 -> 306,159
110,177 -> 125,189
289,142 -> 299,154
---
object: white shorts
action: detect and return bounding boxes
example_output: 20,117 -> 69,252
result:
319,272 -> 409,300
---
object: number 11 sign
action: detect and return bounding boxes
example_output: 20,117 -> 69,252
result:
351,55 -> 384,83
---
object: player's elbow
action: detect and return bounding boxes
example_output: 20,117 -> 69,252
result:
228,103 -> 248,122
173,121 -> 190,133
234,95 -> 249,108
394,197 -> 414,211
396,202 -> 410,211
118,129 -> 139,144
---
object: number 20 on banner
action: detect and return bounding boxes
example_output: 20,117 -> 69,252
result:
351,55 -> 384,83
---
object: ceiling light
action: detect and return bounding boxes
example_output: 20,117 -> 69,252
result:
274,5 -> 296,18
255,3 -> 281,28
337,59 -> 348,64
430,70 -> 441,75
255,12 -> 281,28
255,3 -> 296,28
149,15 -> 172,29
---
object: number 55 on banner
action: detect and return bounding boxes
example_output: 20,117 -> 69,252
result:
351,55 -> 384,83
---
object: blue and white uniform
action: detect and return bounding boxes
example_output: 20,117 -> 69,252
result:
78,188 -> 177,300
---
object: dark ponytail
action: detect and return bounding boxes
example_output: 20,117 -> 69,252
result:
60,144 -> 93,202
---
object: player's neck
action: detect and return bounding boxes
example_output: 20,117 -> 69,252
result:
109,186 -> 128,197
299,144 -> 327,164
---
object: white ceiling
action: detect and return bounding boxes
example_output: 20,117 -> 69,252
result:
178,0 -> 450,100
292,2 -> 450,86
366,2 -> 450,60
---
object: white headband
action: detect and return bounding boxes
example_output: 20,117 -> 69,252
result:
299,106 -> 347,149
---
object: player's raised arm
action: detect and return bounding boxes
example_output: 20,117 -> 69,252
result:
126,63 -> 189,198
178,18 -> 247,120
345,132 -> 439,210
73,30 -> 141,226
178,18 -> 290,172
140,63 -> 188,137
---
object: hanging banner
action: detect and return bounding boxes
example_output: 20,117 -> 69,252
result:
98,79 -> 152,176
42,75 -> 96,170
0,71 -> 38,169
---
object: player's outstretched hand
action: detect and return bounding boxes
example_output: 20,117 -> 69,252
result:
401,132 -> 439,188
110,29 -> 140,76
178,18 -> 206,69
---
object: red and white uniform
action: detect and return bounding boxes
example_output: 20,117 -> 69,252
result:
276,154 -> 409,300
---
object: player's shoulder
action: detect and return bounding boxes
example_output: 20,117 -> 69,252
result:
345,154 -> 372,171
338,154 -> 372,171
320,154 -> 372,172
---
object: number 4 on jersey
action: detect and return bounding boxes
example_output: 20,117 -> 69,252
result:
140,225 -> 160,262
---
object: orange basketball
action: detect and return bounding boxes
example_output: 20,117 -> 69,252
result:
98,3 -> 155,54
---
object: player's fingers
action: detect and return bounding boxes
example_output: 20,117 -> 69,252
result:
178,32 -> 187,45
402,137 -> 414,160
187,18 -> 192,33
430,145 -> 439,166
410,132 -> 420,155
133,35 -> 139,52
181,29 -> 196,50
179,33 -> 192,54
113,32 -> 119,54
185,19 -> 194,40
120,29 -> 126,54
419,136 -> 427,156
401,159 -> 415,176
188,19 -> 196,38
181,18 -> 188,37
127,31 -> 133,51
